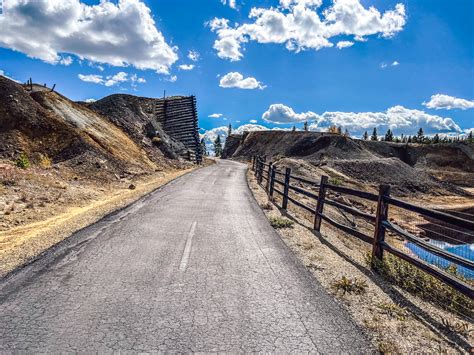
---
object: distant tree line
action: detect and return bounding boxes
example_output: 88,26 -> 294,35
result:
360,127 -> 473,144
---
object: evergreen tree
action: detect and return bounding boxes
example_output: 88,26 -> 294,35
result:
433,133 -> 440,144
417,127 -> 424,143
292,125 -> 296,132
200,138 -> 207,156
384,129 -> 393,142
370,128 -> 378,141
337,126 -> 342,135
227,123 -> 232,136
362,131 -> 369,140
344,128 -> 350,137
468,131 -> 473,144
303,121 -> 308,131
213,135 -> 223,157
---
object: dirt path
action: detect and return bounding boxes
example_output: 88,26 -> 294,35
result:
0,168 -> 193,277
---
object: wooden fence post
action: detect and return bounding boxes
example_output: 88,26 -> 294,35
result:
254,156 -> 259,177
313,175 -> 328,231
265,161 -> 273,193
282,168 -> 291,210
258,158 -> 263,184
269,166 -> 276,199
372,184 -> 391,266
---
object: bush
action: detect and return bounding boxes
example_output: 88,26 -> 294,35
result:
367,252 -> 473,318
38,153 -> 52,169
152,136 -> 162,146
332,276 -> 367,295
15,153 -> 30,169
329,177 -> 343,185
269,217 -> 294,229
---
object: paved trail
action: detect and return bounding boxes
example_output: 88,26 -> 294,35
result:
0,160 -> 372,352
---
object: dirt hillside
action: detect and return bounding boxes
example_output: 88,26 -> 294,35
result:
227,131 -> 473,196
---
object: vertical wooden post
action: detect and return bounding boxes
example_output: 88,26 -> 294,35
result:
372,184 -> 391,266
265,161 -> 273,193
313,175 -> 328,231
257,158 -> 263,184
251,155 -> 256,171
269,166 -> 276,199
282,168 -> 291,210
254,156 -> 259,177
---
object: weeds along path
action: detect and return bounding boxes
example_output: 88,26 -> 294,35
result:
0,160 -> 372,353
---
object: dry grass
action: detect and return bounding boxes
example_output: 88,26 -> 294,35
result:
332,276 -> 367,295
269,216 -> 294,229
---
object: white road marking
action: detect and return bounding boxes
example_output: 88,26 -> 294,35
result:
179,221 -> 197,271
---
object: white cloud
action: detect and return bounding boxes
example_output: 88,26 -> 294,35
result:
178,64 -> 195,71
166,75 -> 178,82
78,74 -> 104,85
78,71 -> 146,87
201,123 -> 269,149
306,105 -> 461,134
219,72 -> 265,89
209,0 -> 406,61
0,0 -> 178,73
423,94 -> 474,111
84,98 -> 96,103
381,61 -> 399,69
209,113 -> 223,118
262,103 -> 319,124
336,41 -> 354,49
221,0 -> 237,9
187,50 -> 200,62
249,119 -> 258,123
0,70 -> 20,83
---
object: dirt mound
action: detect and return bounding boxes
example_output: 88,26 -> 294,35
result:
229,130 -> 473,195
0,76 -> 165,176
222,134 -> 243,158
88,94 -> 186,161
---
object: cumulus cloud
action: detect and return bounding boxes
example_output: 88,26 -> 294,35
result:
262,104 -> 319,124
166,75 -> 178,82
78,71 -> 146,87
305,106 -> 462,134
178,64 -> 195,70
423,94 -> 474,111
336,41 -> 354,49
249,119 -> 258,123
84,98 -> 97,103
219,72 -> 265,89
0,0 -> 178,73
209,113 -> 223,118
209,0 -> 406,61
187,50 -> 200,62
201,123 -> 269,150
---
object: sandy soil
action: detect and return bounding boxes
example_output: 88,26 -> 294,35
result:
247,167 -> 473,354
0,162 -> 212,277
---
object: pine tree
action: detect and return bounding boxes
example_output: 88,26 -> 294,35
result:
433,133 -> 440,144
362,131 -> 369,140
292,125 -> 296,132
200,138 -> 207,156
384,129 -> 393,142
344,128 -> 350,137
467,131 -> 473,144
228,123 -> 232,136
303,121 -> 308,131
417,128 -> 424,143
370,128 -> 378,141
337,126 -> 342,135
213,135 -> 223,157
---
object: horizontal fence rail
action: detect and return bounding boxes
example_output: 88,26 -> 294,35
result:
251,155 -> 474,300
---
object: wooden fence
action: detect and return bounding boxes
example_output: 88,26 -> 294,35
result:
252,155 -> 474,299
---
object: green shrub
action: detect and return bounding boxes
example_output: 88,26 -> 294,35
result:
269,217 -> 294,229
15,153 -> 30,169
332,276 -> 367,295
367,252 -> 473,317
329,177 -> 343,185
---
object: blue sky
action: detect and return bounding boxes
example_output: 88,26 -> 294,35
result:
0,0 -> 473,139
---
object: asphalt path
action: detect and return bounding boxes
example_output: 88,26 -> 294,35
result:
0,160 -> 372,352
